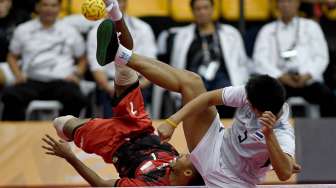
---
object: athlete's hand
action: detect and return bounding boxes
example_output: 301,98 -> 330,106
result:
292,162 -> 302,174
157,123 -> 175,143
42,134 -> 75,160
259,111 -> 277,136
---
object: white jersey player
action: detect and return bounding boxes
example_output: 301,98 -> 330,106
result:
156,75 -> 300,187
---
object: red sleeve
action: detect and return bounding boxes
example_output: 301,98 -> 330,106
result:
116,177 -> 166,187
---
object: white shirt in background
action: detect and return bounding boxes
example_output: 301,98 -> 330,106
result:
253,17 -> 329,82
190,86 -> 295,187
87,15 -> 157,78
9,18 -> 85,82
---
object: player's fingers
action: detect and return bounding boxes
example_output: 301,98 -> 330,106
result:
293,163 -> 302,173
262,112 -> 276,121
259,117 -> 272,126
45,151 -> 58,156
46,134 -> 58,144
42,137 -> 55,147
161,137 -> 171,144
261,115 -> 276,124
42,145 -> 54,152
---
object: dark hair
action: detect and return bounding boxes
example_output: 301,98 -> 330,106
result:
245,74 -> 286,115
190,0 -> 214,9
188,168 -> 205,186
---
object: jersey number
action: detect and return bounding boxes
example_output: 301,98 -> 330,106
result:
238,130 -> 248,143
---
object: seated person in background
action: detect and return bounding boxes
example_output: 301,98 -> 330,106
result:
253,0 -> 336,117
1,0 -> 87,120
87,0 -> 157,118
0,0 -> 31,87
157,0 -> 251,118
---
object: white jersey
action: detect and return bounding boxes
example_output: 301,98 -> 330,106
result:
190,86 -> 295,187
9,19 -> 85,82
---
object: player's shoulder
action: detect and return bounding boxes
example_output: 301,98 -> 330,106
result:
15,19 -> 38,33
299,17 -> 322,31
258,21 -> 277,35
218,23 -> 241,36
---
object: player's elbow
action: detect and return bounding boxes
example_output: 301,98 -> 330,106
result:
277,169 -> 292,181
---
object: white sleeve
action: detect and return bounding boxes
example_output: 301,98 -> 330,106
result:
9,27 -> 24,55
274,125 -> 295,157
71,28 -> 85,58
221,86 -> 248,107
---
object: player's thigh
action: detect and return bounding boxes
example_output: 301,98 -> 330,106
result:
180,71 -> 218,151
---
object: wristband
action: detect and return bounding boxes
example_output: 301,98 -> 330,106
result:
115,44 -> 132,65
165,118 -> 178,129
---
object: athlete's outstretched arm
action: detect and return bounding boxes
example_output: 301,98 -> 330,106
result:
157,89 -> 223,141
41,135 -> 117,186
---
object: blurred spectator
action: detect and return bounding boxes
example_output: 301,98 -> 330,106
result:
253,0 -> 336,117
1,0 -> 87,120
0,0 -> 31,87
157,0 -> 250,118
87,0 -> 157,117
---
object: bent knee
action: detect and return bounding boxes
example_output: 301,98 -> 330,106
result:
181,71 -> 206,96
53,115 -> 79,141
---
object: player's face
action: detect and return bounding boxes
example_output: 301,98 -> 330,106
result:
171,154 -> 194,184
36,0 -> 60,24
172,154 -> 193,171
0,0 -> 12,18
192,0 -> 214,26
277,0 -> 300,21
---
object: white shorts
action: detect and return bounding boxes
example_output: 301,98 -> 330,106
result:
190,114 -> 256,188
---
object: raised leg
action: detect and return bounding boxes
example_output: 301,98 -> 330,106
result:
127,54 -> 217,151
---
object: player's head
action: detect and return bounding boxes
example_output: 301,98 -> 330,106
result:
35,0 -> 61,24
190,0 -> 214,26
171,154 -> 204,185
245,74 -> 286,117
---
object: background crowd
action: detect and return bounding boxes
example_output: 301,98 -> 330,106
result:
0,0 -> 335,120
